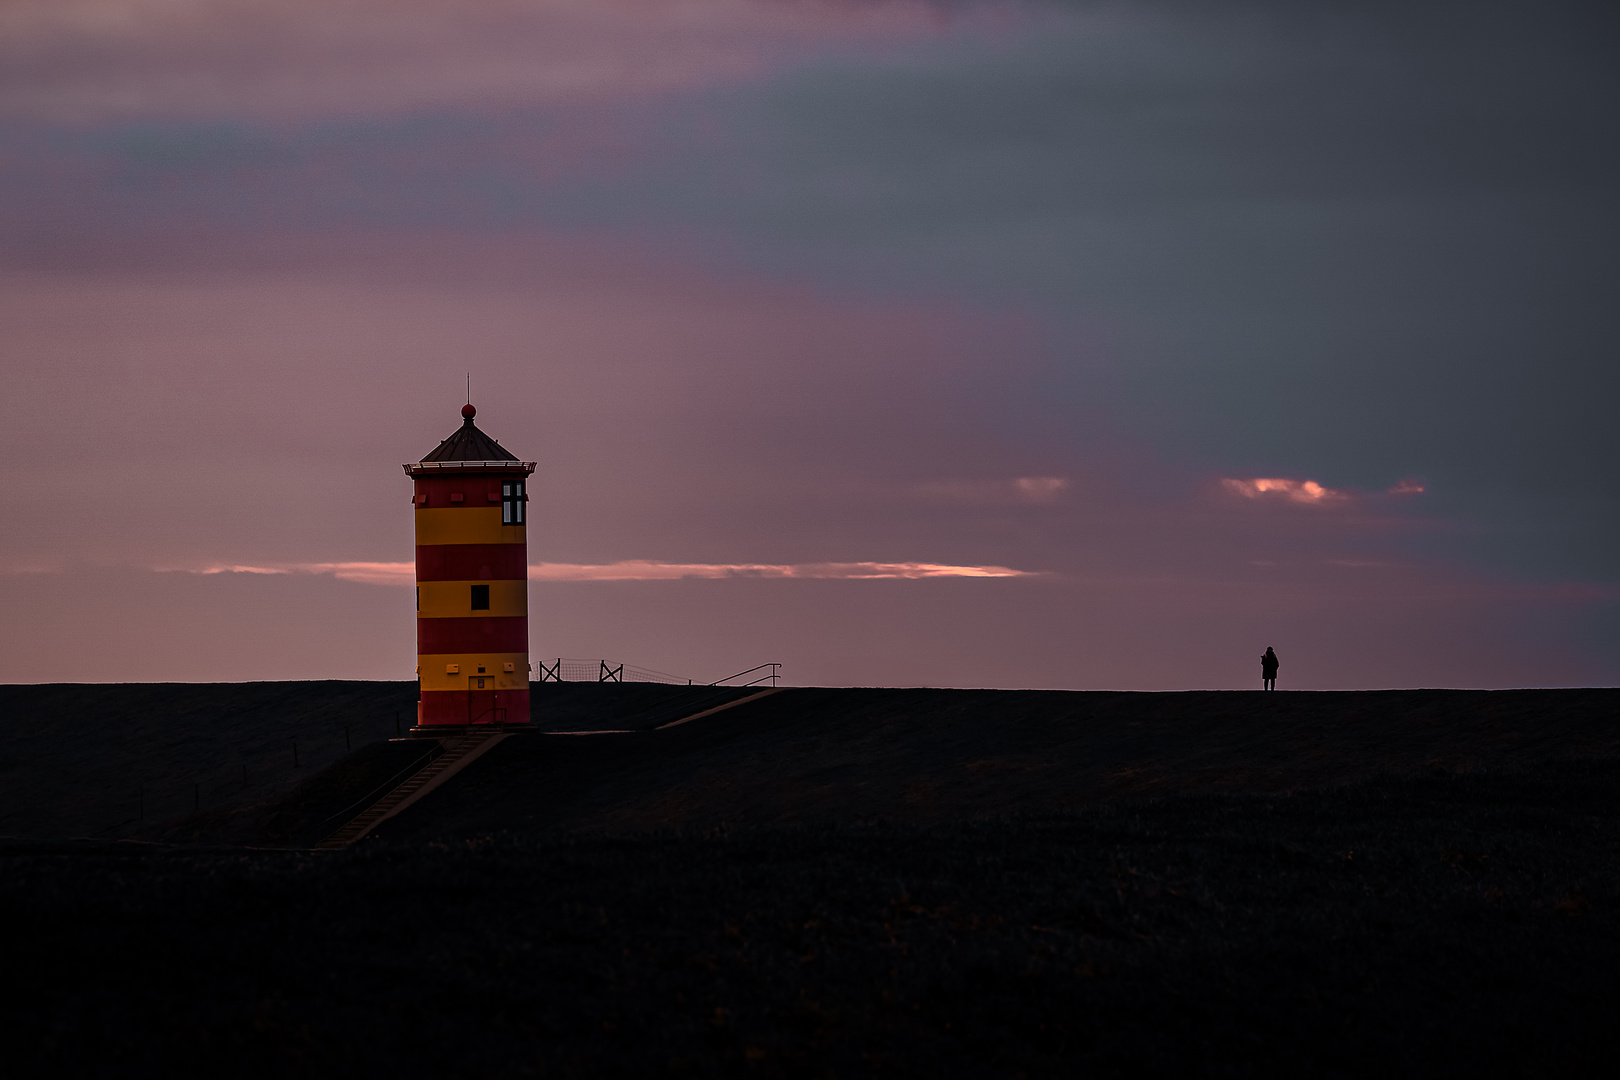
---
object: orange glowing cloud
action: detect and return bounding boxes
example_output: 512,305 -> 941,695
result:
1221,477 -> 1348,504
1221,476 -> 1429,505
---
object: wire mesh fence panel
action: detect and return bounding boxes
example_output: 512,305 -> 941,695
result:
621,664 -> 692,684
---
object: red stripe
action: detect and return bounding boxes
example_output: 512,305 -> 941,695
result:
413,475 -> 523,505
416,616 -> 528,654
418,688 -> 530,727
416,544 -> 528,582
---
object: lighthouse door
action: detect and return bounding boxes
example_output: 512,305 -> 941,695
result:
466,675 -> 501,725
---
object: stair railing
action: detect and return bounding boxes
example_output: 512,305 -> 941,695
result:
316,742 -> 445,833
709,663 -> 781,688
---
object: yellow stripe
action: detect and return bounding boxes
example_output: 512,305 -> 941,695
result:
414,507 -> 526,546
416,579 -> 527,619
417,652 -> 530,692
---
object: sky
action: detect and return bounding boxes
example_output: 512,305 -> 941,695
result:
1,0 -> 1617,689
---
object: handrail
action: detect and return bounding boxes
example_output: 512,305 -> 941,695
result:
318,743 -> 444,828
710,663 -> 781,687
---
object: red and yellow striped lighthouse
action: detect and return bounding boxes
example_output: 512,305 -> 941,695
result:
406,403 -> 536,728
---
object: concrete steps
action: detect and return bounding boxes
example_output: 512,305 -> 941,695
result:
317,730 -> 507,849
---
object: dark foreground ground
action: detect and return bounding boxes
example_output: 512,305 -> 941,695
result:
0,680 -> 420,838
0,681 -> 752,840
370,687 -> 1620,842
3,685 -> 1619,1075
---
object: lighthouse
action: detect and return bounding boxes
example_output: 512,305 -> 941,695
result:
405,403 -> 536,728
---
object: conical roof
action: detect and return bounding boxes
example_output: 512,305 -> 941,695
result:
419,404 -> 519,463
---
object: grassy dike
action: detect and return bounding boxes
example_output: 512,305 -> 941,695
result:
3,685 -> 1617,1074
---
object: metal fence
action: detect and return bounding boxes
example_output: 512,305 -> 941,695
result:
533,659 -> 781,687
534,659 -> 692,684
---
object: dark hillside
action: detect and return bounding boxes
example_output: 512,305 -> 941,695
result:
0,680 -> 417,839
531,680 -> 768,731
153,736 -> 442,848
0,680 -> 763,841
7,684 -> 1619,1074
373,687 -> 1620,843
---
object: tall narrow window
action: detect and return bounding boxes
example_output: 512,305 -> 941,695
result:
470,584 -> 490,610
502,480 -> 525,525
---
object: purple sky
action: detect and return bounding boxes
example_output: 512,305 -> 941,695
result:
2,0 -> 1617,689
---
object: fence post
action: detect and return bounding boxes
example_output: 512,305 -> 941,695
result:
395,711 -> 401,736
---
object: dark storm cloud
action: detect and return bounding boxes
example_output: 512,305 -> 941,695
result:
8,3 -> 1616,576
594,0 -> 1620,582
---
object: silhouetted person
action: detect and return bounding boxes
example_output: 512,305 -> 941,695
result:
1261,647 -> 1279,690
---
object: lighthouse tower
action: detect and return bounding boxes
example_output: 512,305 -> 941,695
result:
405,403 -> 536,729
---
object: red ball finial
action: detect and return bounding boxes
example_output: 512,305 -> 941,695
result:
461,403 -> 476,419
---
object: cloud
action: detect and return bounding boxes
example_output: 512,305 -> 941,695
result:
1013,476 -> 1068,502
530,560 -> 1038,580
156,559 -> 1039,585
1221,477 -> 1430,506
1221,477 -> 1349,505
914,476 -> 1070,505
0,0 -> 950,122
183,561 -> 416,585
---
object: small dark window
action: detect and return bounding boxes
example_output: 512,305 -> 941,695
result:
502,480 -> 526,525
470,584 -> 490,610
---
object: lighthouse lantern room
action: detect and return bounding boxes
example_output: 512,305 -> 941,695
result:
405,403 -> 536,729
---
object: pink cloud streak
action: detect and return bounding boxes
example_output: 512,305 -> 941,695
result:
1221,477 -> 1427,505
530,561 -> 1039,581
162,560 -> 1040,585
